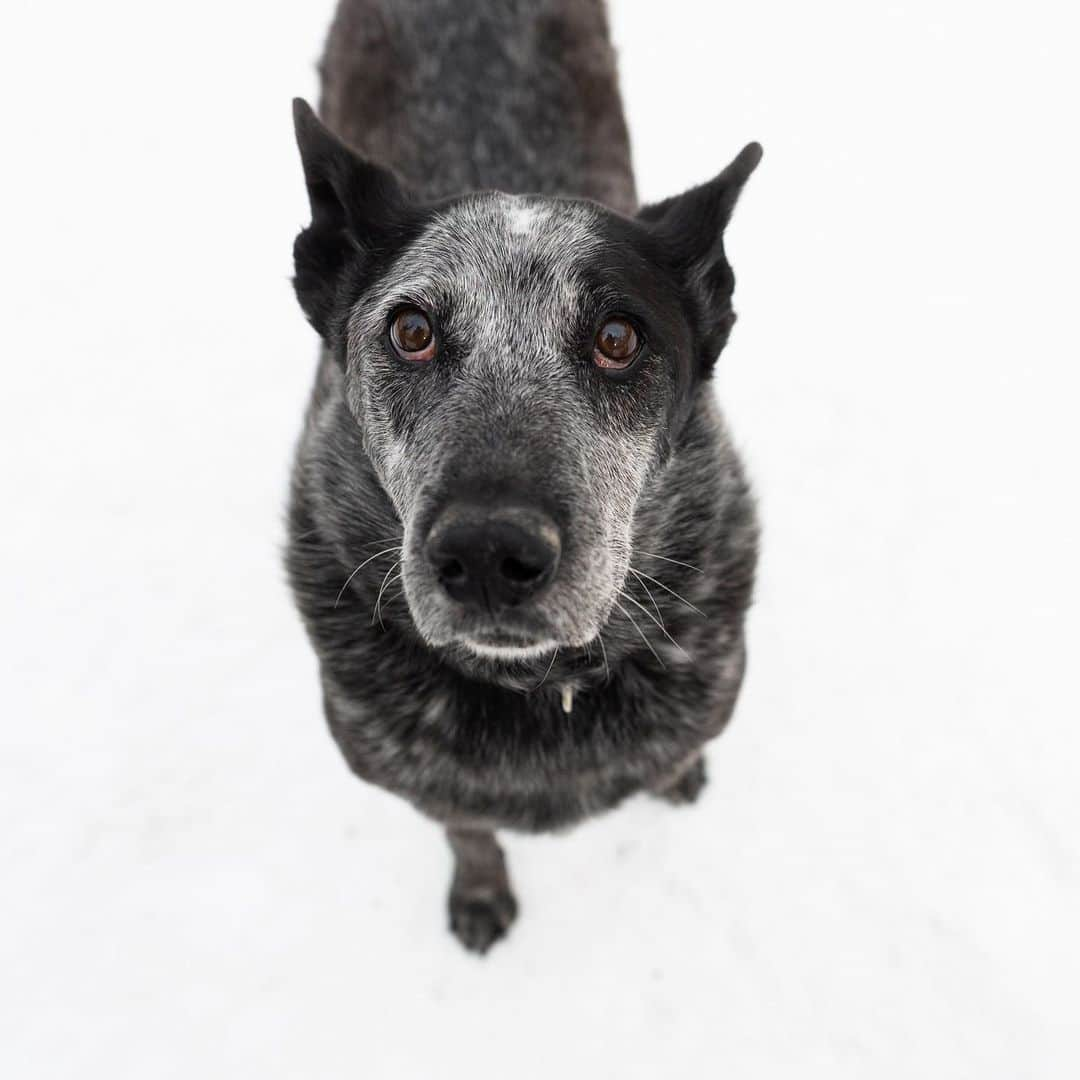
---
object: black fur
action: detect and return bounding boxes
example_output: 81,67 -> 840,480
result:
286,0 -> 761,952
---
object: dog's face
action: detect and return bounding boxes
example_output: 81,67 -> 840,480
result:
292,100 -> 758,661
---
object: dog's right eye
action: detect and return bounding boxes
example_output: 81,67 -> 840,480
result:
390,308 -> 436,361
593,316 -> 641,371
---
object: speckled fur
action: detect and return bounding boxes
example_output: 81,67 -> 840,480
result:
286,0 -> 762,950
319,0 -> 637,212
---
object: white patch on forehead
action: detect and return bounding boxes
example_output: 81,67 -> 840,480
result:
346,194 -> 604,374
506,199 -> 542,237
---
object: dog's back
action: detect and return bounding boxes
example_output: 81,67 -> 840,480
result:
318,0 -> 636,212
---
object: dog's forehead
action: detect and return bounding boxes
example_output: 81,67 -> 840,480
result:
403,195 -> 601,307
430,193 -> 601,252
350,195 -> 611,347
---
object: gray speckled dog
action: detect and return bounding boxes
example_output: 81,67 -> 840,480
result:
287,0 -> 761,953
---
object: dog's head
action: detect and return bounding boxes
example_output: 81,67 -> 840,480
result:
291,100 -> 759,662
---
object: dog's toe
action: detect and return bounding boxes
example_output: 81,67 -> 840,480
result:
449,890 -> 518,954
657,757 -> 708,805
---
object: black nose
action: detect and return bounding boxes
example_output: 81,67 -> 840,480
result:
426,504 -> 561,610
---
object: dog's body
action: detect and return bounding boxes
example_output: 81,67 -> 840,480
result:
287,0 -> 760,951
318,0 -> 637,212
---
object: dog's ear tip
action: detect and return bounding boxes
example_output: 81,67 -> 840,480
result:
292,98 -> 320,139
292,97 -> 313,118
734,141 -> 764,175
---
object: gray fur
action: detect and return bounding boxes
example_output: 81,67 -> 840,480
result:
347,196 -> 654,653
319,0 -> 637,211
286,0 -> 760,953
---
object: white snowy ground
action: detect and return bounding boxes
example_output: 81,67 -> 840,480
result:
2,1 -> 1078,1076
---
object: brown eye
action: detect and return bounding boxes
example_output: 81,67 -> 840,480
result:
390,307 -> 436,360
593,316 -> 640,370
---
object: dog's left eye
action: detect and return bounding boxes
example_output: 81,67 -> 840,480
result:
593,317 -> 641,370
390,307 -> 437,361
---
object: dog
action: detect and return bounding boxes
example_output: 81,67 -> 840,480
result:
286,0 -> 761,953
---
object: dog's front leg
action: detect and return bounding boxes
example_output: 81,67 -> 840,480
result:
445,826 -> 518,954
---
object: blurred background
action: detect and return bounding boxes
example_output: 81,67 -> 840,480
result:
2,1 -> 1077,1075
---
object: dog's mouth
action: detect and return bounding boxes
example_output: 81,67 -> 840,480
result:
459,635 -> 559,662
400,501 -> 614,659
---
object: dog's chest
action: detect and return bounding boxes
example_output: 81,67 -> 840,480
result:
325,671 -> 700,832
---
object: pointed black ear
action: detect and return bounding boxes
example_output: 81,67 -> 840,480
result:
291,98 -> 413,341
639,142 -> 762,368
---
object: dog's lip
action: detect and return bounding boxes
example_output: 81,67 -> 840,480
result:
459,634 -> 557,661
470,628 -> 536,645
452,616 -> 553,650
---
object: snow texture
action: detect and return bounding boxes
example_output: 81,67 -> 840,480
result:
2,1 -> 1077,1076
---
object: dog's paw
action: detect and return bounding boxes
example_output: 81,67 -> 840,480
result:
657,756 -> 708,805
448,889 -> 518,955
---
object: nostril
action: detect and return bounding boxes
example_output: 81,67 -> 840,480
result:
427,504 -> 561,608
438,557 -> 468,587
500,556 -> 544,584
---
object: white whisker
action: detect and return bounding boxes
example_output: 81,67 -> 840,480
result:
362,534 -> 405,547
620,589 -> 691,661
334,545 -> 401,609
596,631 -> 610,682
628,567 -> 665,628
630,566 -> 707,618
636,550 -> 704,575
614,599 -> 665,669
372,563 -> 402,628
531,648 -> 559,692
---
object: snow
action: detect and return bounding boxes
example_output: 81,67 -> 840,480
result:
2,1 -> 1078,1076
